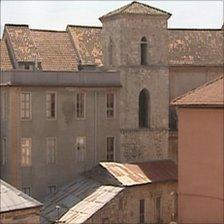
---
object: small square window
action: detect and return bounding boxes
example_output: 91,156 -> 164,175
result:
48,185 -> 57,195
22,187 -> 31,196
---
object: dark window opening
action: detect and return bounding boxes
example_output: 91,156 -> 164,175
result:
139,89 -> 150,128
155,196 -> 161,223
140,37 -> 147,65
140,199 -> 145,224
108,38 -> 113,66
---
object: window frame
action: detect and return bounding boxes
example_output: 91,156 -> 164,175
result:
106,92 -> 115,119
20,92 -> 32,121
46,137 -> 57,164
139,199 -> 145,224
106,136 -> 115,162
140,37 -> 148,66
75,92 -> 86,119
21,138 -> 32,167
1,91 -> 7,120
46,91 -> 57,120
47,185 -> 57,195
75,136 -> 86,162
22,186 -> 31,196
1,138 -> 7,165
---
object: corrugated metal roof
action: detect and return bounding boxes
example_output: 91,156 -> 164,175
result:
100,160 -> 177,186
41,176 -> 123,224
0,179 -> 42,213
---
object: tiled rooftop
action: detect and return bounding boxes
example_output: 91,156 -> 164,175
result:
100,1 -> 171,21
0,40 -> 13,70
168,29 -> 223,66
31,29 -> 78,71
171,76 -> 224,107
0,1 -> 223,71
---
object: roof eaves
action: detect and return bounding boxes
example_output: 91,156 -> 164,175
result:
171,76 -> 224,106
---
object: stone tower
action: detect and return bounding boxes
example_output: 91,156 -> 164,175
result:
100,1 -> 171,162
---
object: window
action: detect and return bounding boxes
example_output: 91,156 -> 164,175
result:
155,196 -> 161,223
106,93 -> 115,118
107,137 -> 115,162
76,137 -> 86,162
140,199 -> 145,224
46,92 -> 56,119
1,138 -> 7,165
48,185 -> 57,194
76,92 -> 85,118
20,92 -> 31,120
140,37 -> 147,65
21,138 -> 32,167
1,91 -> 7,120
139,89 -> 150,128
46,137 -> 56,164
22,187 -> 31,196
108,37 -> 113,66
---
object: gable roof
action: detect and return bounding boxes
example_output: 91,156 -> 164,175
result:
0,40 -> 13,70
0,179 -> 42,213
171,76 -> 224,107
100,1 -> 171,21
67,25 -> 102,66
5,24 -> 41,63
99,160 -> 177,186
41,176 -> 123,224
30,29 -> 78,71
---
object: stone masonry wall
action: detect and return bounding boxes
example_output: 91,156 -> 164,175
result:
86,182 -> 177,224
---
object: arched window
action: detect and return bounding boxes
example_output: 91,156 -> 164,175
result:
139,89 -> 150,128
140,37 -> 147,65
108,38 -> 113,66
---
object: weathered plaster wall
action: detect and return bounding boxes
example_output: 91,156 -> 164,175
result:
2,86 -> 120,200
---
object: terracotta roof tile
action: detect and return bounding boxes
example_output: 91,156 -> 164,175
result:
100,1 -> 171,20
31,29 -> 79,71
171,76 -> 224,107
0,40 -> 13,70
5,25 -> 41,62
67,25 -> 102,66
169,29 -> 223,66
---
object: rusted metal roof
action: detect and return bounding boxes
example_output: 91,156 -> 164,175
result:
0,179 -> 42,213
41,176 -> 123,224
171,76 -> 224,107
100,160 -> 177,186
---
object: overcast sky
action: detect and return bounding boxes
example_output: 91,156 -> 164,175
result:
1,1 -> 223,35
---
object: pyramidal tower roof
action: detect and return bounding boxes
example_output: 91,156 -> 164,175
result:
100,1 -> 171,21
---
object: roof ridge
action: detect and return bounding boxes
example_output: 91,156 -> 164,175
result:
67,25 -> 102,29
5,23 -> 29,27
171,75 -> 224,105
168,28 -> 222,31
134,1 -> 171,15
31,28 -> 66,33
